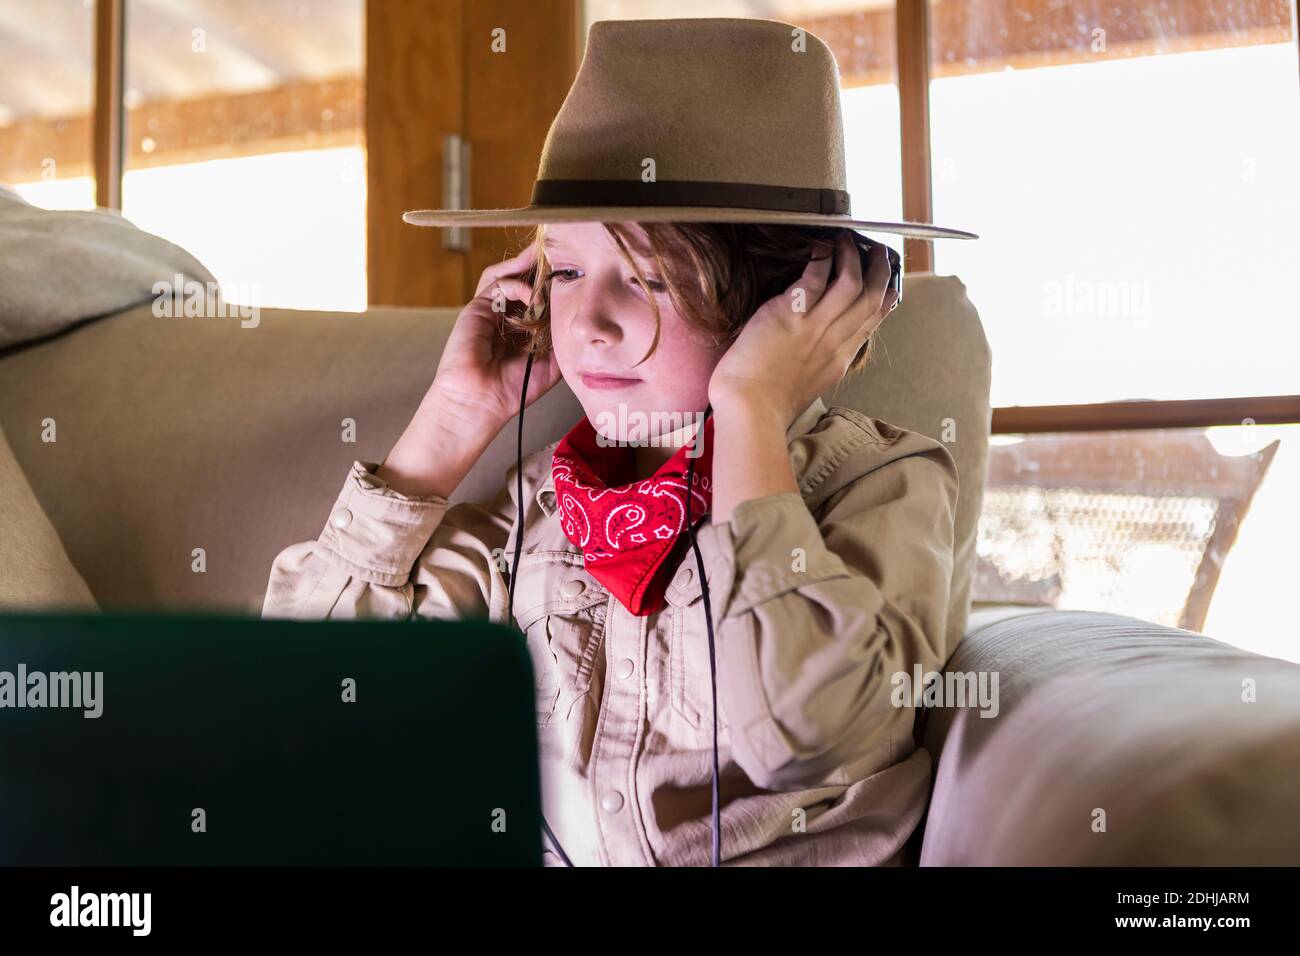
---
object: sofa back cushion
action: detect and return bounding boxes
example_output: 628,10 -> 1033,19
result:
0,184 -> 216,350
0,423 -> 97,610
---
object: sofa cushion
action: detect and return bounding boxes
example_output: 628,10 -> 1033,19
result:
0,423 -> 97,610
0,185 -> 217,349
0,302 -> 490,613
824,273 -> 990,658
918,609 -> 1300,864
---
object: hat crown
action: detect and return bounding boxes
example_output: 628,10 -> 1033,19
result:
535,18 -> 848,201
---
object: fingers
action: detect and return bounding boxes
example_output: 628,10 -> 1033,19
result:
785,233 -> 886,326
846,282 -> 891,353
474,244 -> 540,297
820,237 -> 895,373
885,283 -> 901,313
826,236 -> 893,336
865,237 -> 891,305
784,237 -> 834,313
479,275 -> 536,315
815,232 -> 866,321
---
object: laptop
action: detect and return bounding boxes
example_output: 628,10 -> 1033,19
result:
0,611 -> 543,866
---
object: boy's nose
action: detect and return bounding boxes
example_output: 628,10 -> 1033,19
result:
569,305 -> 625,346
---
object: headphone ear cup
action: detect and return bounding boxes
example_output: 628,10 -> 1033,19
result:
885,245 -> 903,302
855,236 -> 903,307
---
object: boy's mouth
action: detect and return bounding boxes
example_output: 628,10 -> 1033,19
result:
579,370 -> 641,391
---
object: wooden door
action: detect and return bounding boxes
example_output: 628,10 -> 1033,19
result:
366,0 -> 580,307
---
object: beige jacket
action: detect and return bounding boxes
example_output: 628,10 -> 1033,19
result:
262,397 -> 959,867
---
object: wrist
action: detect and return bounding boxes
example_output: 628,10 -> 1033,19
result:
378,394 -> 503,499
708,399 -> 800,524
422,381 -> 511,436
709,390 -> 796,432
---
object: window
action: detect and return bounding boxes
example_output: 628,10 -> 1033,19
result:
0,0 -> 97,210
928,0 -> 1300,407
924,0 -> 1299,661
980,423 -> 1299,662
118,0 -> 366,311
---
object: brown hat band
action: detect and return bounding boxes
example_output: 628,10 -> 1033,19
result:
530,179 -> 852,216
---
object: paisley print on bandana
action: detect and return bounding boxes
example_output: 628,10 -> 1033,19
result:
551,415 -> 714,616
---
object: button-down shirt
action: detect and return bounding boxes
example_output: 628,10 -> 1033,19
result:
262,397 -> 959,866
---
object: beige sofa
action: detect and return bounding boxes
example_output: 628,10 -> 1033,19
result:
2,273 -> 1297,865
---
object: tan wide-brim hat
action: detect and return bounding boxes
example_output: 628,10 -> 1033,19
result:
403,17 -> 977,241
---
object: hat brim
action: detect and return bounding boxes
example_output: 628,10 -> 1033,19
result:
402,205 -> 977,240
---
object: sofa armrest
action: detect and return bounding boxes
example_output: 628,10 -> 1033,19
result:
917,607 -> 1300,864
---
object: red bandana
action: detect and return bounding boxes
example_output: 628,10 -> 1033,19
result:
551,415 -> 715,616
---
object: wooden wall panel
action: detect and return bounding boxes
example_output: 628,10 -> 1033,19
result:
93,0 -> 124,209
464,1 -> 579,281
365,0 -> 579,308
895,0 -> 934,275
366,0 -> 466,307
2,78 -> 361,184
992,395 -> 1300,434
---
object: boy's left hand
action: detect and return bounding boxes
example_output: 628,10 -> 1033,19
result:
707,232 -> 898,428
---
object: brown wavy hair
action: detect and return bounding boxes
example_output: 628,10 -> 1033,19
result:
502,221 -> 882,382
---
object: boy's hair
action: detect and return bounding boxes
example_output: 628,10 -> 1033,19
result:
504,222 -> 882,379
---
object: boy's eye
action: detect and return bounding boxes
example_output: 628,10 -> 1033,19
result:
545,268 -> 664,293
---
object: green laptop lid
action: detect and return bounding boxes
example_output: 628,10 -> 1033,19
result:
0,612 -> 543,866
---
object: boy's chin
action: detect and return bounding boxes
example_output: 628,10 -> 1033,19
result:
583,408 -> 704,451
578,405 -> 621,445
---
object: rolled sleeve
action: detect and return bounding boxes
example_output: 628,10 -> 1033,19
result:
316,460 -> 451,588
715,492 -> 848,613
262,459 -> 519,623
703,444 -> 958,792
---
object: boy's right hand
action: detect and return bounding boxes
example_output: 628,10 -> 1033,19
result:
374,244 -> 563,499
428,244 -> 563,431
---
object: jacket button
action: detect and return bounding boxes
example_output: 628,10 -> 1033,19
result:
330,507 -> 353,529
561,579 -> 585,598
679,567 -> 693,586
616,658 -> 635,680
600,791 -> 624,814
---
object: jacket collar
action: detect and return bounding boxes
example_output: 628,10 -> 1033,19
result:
534,397 -> 828,517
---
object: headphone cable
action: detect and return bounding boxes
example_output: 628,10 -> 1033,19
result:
508,350 -> 575,867
684,404 -> 722,867
507,353 -> 719,867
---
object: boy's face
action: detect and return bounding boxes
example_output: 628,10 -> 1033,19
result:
542,221 -> 729,446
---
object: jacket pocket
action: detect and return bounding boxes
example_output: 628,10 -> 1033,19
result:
512,551 -> 608,726
665,566 -> 730,734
